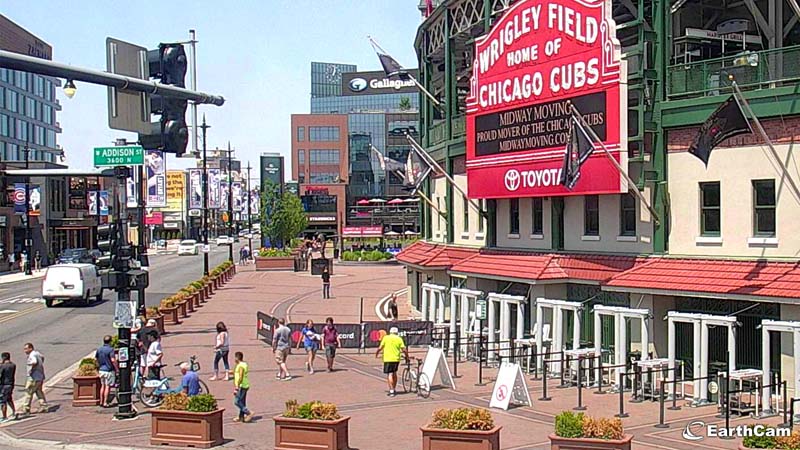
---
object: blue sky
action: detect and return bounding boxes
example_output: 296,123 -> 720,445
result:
3,1 -> 422,177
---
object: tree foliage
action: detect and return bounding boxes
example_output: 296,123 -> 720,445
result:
261,181 -> 307,248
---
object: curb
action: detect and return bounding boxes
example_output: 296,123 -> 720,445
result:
0,430 -> 144,450
0,272 -> 45,286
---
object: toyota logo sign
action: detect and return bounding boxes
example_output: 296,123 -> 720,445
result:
504,169 -> 521,192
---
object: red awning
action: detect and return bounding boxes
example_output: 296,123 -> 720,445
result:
396,241 -> 440,266
357,199 -> 370,205
396,241 -> 476,269
605,258 -> 800,300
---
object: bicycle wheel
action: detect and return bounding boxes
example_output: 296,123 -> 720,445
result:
139,380 -> 166,408
198,379 -> 210,395
401,368 -> 412,393
417,372 -> 431,399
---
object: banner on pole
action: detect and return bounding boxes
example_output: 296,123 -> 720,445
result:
145,150 -> 166,207
208,168 -> 221,209
188,168 -> 203,210
126,172 -> 138,208
99,191 -> 110,216
87,191 -> 99,216
232,182 -> 243,211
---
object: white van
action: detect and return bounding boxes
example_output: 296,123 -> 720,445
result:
42,263 -> 103,307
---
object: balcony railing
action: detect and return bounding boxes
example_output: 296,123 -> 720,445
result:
668,45 -> 800,99
452,114 -> 466,138
428,115 -> 466,145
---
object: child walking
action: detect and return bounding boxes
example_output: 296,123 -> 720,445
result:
232,352 -> 252,423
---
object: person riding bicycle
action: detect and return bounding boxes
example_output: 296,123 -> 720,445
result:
375,327 -> 408,397
163,362 -> 201,396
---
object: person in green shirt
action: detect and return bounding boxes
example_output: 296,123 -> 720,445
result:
232,352 -> 252,423
375,327 -> 408,397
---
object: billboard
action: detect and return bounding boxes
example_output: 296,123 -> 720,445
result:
260,154 -> 284,190
341,70 -> 419,96
465,0 -> 626,198
165,170 -> 185,212
145,150 -> 166,207
249,190 -> 260,216
232,182 -> 243,211
208,168 -> 221,209
188,169 -> 203,210
14,184 -> 41,216
220,178 -> 229,210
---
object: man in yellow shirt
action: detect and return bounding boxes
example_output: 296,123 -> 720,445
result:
232,351 -> 252,423
375,327 -> 408,397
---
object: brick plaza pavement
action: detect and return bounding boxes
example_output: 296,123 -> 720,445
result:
0,262 -> 778,449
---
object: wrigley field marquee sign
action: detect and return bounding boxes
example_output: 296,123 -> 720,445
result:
466,0 -> 627,198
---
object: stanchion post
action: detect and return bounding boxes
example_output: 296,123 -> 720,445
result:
476,324 -> 484,386
631,365 -> 642,403
560,354 -> 569,388
453,329 -> 459,379
790,398 -> 796,431
784,381 -> 789,426
654,379 -> 668,428
596,353 -> 604,394
616,372 -> 629,418
574,356 -> 586,411
668,366 -> 681,411
540,358 -> 551,401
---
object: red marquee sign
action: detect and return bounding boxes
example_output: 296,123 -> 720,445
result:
466,0 -> 627,198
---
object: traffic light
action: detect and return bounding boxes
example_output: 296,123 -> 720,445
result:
139,43 -> 188,155
96,223 -> 116,269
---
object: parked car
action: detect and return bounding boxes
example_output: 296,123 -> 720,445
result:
216,235 -> 232,246
177,239 -> 198,256
42,263 -> 103,307
57,248 -> 97,265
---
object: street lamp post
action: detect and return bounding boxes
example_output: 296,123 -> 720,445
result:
200,116 -> 210,276
226,142 -> 234,264
23,140 -> 32,276
246,162 -> 253,258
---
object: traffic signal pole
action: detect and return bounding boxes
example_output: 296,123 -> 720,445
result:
113,167 -> 136,420
137,163 -> 148,317
200,116 -> 210,276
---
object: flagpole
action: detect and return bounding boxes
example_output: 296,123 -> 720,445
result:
414,189 -> 447,220
367,35 -> 443,108
568,103 -> 661,225
405,133 -> 486,218
731,80 -> 800,202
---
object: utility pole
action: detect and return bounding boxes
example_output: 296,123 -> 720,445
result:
113,166 -> 136,420
200,116 -> 210,276
246,161 -> 253,257
227,142 -> 234,263
23,140 -> 32,276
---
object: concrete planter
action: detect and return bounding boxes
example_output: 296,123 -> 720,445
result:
255,256 -> 295,271
198,289 -> 206,303
185,297 -> 196,313
549,434 -> 633,450
204,284 -> 212,297
421,426 -> 501,450
159,306 -> 181,325
192,292 -> 201,308
72,376 -> 101,407
273,415 -> 350,450
177,300 -> 189,318
150,408 -> 224,448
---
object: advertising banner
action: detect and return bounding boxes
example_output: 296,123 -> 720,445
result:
208,168 -> 221,209
232,182 -> 243,211
144,211 -> 163,225
99,191 -> 109,216
363,320 -> 433,348
341,226 -> 383,238
126,173 -> 138,208
260,154 -> 284,193
14,184 -> 42,216
87,191 -> 98,216
165,170 -> 185,212
256,311 -> 278,342
188,169 -> 203,210
145,150 -> 166,206
249,189 -> 260,216
465,0 -> 626,198
220,178 -> 229,210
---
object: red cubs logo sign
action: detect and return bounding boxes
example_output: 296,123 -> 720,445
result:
466,0 -> 627,198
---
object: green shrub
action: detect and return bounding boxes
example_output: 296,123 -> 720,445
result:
258,248 -> 292,257
110,335 -> 120,349
743,431 -> 777,449
342,251 -> 358,261
427,407 -> 494,431
283,399 -> 340,420
555,411 -> 584,438
77,358 -> 98,376
187,394 -> 218,412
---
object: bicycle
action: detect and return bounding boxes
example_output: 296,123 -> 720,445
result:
132,358 -> 210,408
401,357 -> 431,398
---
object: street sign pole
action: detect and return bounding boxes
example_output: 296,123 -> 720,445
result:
113,167 -> 136,420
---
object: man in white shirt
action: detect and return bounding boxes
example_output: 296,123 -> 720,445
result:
145,338 -> 163,380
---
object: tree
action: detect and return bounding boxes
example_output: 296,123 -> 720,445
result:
398,96 -> 412,111
261,182 -> 307,248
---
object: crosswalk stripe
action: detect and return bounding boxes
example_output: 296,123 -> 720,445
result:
0,297 -> 44,304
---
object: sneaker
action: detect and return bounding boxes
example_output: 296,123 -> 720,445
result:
0,418 -> 7,424
282,375 -> 293,381
388,390 -> 396,397
243,413 -> 253,423
275,374 -> 282,380
233,417 -> 241,422
309,367 -> 314,375
305,362 -> 310,372
209,376 -> 217,381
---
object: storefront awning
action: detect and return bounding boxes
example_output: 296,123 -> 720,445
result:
604,258 -> 800,302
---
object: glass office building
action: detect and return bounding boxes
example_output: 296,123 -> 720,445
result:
310,62 -> 357,99
0,69 -> 61,162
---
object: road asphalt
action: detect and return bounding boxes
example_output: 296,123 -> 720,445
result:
0,244 -> 234,391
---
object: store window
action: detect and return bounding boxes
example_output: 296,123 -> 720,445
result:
584,195 -> 599,236
700,182 -> 721,236
509,198 -> 519,235
620,193 -> 637,236
531,198 -> 543,235
752,179 -> 776,236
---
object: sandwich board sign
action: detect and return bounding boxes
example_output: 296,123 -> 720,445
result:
490,361 -> 532,410
421,346 -> 456,390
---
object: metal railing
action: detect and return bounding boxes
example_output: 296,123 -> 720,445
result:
429,120 -> 447,146
667,45 -> 800,99
452,115 -> 466,138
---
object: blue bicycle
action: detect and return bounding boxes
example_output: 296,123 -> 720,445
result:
133,355 -> 209,408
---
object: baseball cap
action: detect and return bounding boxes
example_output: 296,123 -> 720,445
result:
389,327 -> 399,334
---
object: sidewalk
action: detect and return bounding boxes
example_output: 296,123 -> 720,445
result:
0,262 -> 765,449
0,270 -> 45,285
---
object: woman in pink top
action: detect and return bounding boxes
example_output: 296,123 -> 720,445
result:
322,317 -> 342,372
210,322 -> 230,381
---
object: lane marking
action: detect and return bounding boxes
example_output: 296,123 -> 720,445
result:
0,297 -> 44,304
0,309 -> 17,314
0,304 -> 45,324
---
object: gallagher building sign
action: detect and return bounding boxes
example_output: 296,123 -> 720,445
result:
342,70 -> 419,96
465,0 -> 627,198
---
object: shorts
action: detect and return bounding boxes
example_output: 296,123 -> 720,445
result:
325,346 -> 336,358
383,361 -> 400,374
99,370 -> 116,386
274,348 -> 290,364
0,385 -> 12,405
304,344 -> 318,353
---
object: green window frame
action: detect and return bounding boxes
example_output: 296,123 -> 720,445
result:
700,182 -> 721,236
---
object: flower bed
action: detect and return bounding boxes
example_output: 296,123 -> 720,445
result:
151,393 -> 224,448
421,407 -> 500,450
255,248 -> 295,271
72,358 -> 101,407
549,412 -> 631,450
274,400 -> 349,450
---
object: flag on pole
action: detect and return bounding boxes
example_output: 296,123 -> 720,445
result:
377,53 -> 411,81
559,116 -> 596,190
371,145 -> 405,172
403,148 -> 433,194
688,95 -> 752,166
426,0 -> 434,17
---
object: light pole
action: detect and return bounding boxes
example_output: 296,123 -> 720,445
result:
200,116 -> 210,276
23,140 -> 32,276
245,161 -> 253,257
226,142 -> 234,264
